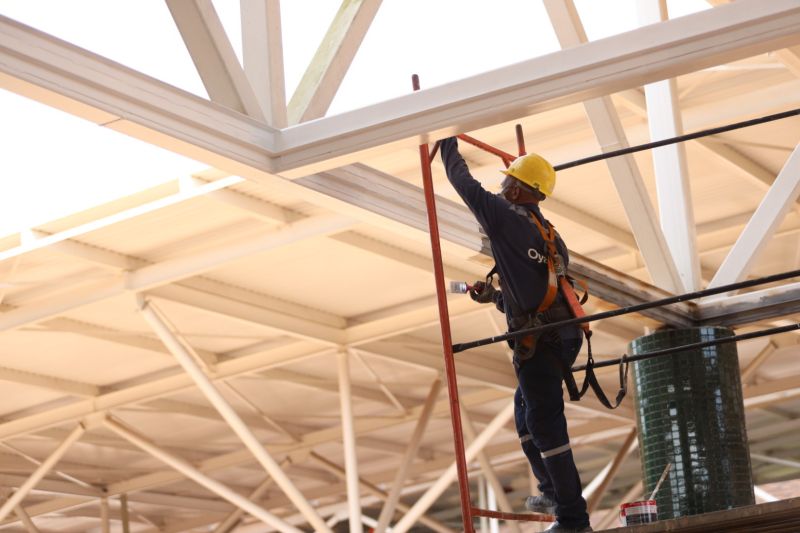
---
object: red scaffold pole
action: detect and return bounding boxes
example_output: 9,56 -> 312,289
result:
412,74 -> 474,532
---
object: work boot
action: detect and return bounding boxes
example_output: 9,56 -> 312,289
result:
544,521 -> 593,532
524,493 -> 556,514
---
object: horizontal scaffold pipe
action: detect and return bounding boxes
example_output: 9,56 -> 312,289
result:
452,268 -> 800,353
553,107 -> 800,171
573,322 -> 800,373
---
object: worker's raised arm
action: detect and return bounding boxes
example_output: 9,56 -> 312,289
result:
439,137 -> 506,235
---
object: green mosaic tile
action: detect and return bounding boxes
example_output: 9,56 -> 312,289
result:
629,327 -> 755,520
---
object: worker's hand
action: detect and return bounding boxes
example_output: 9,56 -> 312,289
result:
469,281 -> 496,304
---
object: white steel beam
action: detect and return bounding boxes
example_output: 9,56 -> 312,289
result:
0,339 -> 323,441
4,3 -> 800,181
0,214 -> 353,336
751,452 -> 800,470
0,367 -> 99,398
137,299 -> 332,533
741,341 -> 778,384
0,176 -> 243,263
391,400 -> 515,533
348,349 -> 407,413
544,0 -> 684,293
212,471 -> 278,533
307,453 -> 456,533
100,498 -> 109,533
707,0 -> 800,78
241,0 -> 287,127
582,428 -> 638,513
637,0 -> 701,292
287,0 -> 382,124
165,0 -> 264,119
460,406 -> 521,533
375,378 -> 442,533
0,442 -> 96,493
743,374 -> 800,410
331,231 -> 481,284
613,89 -> 788,200
13,505 -> 39,533
119,494 -> 130,533
544,197 -> 638,251
276,0 -> 800,175
698,280 -> 800,326
149,282 -> 346,347
0,16 -> 280,174
709,145 -> 800,288
103,417 -> 301,533
0,424 -> 84,521
337,351 -> 363,533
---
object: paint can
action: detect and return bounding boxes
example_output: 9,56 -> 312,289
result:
619,499 -> 658,525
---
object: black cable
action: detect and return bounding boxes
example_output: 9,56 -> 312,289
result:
572,322 -> 800,373
452,268 -> 800,353
553,107 -> 800,171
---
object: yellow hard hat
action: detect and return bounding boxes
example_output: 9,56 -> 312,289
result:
501,153 -> 556,197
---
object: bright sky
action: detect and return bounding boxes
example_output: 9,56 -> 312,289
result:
0,0 -> 708,238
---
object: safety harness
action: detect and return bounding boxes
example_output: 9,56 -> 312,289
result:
496,207 -> 629,410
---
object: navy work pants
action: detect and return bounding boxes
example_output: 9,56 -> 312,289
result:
514,328 -> 589,527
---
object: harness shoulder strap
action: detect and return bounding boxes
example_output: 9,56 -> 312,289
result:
524,209 -> 629,408
527,214 -> 559,313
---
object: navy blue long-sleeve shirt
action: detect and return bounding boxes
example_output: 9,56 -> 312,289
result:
440,137 -> 571,324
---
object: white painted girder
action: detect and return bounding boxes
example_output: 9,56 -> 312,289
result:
0,11 -> 771,324
0,339 -> 323,441
544,0 -> 684,293
241,0 -> 288,128
710,144 -> 800,288
166,0 -> 264,119
275,0 -> 800,175
613,87 -> 791,197
4,3 -> 800,182
0,388 -> 511,527
337,351 -> 363,533
104,417 -> 303,533
391,401 -> 515,533
0,214 -> 353,336
8,371 -> 797,528
0,424 -> 84,521
0,366 -> 99,398
287,0 -> 382,124
139,298 -> 333,533
0,176 -> 243,263
638,0 -> 701,292
0,16 -> 281,182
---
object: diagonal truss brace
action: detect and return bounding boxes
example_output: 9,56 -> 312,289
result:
137,297 -> 333,533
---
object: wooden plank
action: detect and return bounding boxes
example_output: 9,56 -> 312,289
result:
599,496 -> 800,532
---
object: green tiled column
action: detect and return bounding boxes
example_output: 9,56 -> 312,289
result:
629,327 -> 754,520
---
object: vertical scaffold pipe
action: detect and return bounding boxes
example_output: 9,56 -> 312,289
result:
515,124 -> 526,156
412,74 -> 474,533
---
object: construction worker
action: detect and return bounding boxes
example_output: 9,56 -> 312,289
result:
440,137 -> 591,532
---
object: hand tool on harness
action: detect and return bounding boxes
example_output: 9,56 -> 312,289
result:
495,210 -> 629,410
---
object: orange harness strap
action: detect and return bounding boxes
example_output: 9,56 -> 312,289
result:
527,214 -> 589,332
525,213 -> 630,409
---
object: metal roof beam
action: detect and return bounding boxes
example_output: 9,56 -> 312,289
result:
637,0 -> 701,292
275,0 -> 800,175
287,0 -> 382,125
0,367 -> 99,398
0,214 -> 353,338
242,0 -> 288,127
544,0 -> 684,293
0,17 -> 280,174
166,0 -> 264,119
710,144 -> 800,288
